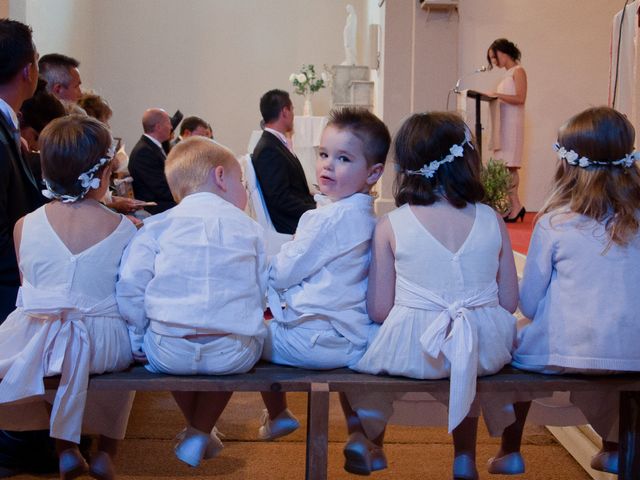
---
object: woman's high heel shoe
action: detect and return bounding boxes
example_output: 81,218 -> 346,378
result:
58,448 -> 89,480
503,207 -> 526,223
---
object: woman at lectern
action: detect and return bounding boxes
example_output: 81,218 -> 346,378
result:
487,38 -> 527,222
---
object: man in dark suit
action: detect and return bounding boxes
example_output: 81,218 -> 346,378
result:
0,19 -> 42,323
252,89 -> 315,234
0,19 -> 58,477
128,108 -> 176,214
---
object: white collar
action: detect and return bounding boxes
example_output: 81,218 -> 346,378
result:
264,127 -> 289,148
316,192 -> 374,209
0,98 -> 19,130
143,133 -> 164,151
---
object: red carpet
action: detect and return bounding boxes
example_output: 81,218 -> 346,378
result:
506,212 -> 535,255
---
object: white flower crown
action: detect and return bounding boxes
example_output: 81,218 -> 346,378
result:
405,127 -> 474,178
42,142 -> 116,203
553,142 -> 639,168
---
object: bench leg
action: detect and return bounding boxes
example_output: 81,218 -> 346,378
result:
619,391 -> 640,479
305,383 -> 330,480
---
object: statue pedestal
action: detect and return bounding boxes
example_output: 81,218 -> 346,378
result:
331,65 -> 373,110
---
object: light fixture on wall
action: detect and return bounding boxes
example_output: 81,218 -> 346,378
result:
419,0 -> 458,21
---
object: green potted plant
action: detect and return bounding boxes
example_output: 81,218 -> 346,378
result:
481,158 -> 511,215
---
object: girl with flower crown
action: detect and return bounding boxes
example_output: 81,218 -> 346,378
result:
342,112 -> 518,479
0,115 -> 137,480
487,106 -> 640,477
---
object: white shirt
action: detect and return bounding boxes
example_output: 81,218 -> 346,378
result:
0,98 -> 19,130
268,193 -> 376,347
117,192 -> 267,339
143,133 -> 164,152
264,127 -> 293,151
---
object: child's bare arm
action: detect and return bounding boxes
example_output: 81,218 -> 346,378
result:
367,216 -> 396,323
495,212 -> 518,313
12,217 -> 25,284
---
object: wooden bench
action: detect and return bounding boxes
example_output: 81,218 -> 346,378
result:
44,363 -> 640,480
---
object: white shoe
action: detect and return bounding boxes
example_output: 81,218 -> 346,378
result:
343,431 -> 388,475
175,426 -> 224,460
258,408 -> 300,440
175,426 -> 223,467
487,452 -> 525,475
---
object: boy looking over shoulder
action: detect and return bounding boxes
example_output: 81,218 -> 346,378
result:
258,107 -> 390,440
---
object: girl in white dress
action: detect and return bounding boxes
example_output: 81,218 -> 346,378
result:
0,115 -> 136,480
345,112 -> 518,479
488,107 -> 640,476
487,38 -> 527,223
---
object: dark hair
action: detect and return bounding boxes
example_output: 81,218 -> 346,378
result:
486,38 -> 521,69
180,116 -> 209,135
78,92 -> 112,122
393,112 -> 485,208
260,89 -> 291,124
20,79 -> 66,133
0,19 -> 35,84
327,107 -> 390,166
38,53 -> 80,88
39,115 -> 112,198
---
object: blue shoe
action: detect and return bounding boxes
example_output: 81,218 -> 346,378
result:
590,450 -> 618,474
453,454 -> 478,480
58,448 -> 89,480
487,452 -> 525,474
258,408 -> 300,441
175,427 -> 224,460
343,432 -> 373,476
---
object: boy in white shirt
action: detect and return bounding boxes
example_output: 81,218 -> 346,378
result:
117,137 -> 267,468
259,107 -> 390,440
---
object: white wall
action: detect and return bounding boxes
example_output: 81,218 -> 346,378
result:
19,0 -> 367,157
457,0 -> 621,209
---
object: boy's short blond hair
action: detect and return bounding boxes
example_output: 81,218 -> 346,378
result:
165,137 -> 235,202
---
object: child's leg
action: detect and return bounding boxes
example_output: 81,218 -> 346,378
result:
172,391 -> 233,433
339,392 -> 386,447
496,401 -> 531,457
260,391 -> 288,419
451,416 -> 479,480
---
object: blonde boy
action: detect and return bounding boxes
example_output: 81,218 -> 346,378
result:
117,137 -> 266,467
259,107 -> 390,440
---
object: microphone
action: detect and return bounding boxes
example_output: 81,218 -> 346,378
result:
454,66 -> 487,93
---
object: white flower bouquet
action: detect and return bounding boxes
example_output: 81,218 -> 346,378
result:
289,64 -> 329,96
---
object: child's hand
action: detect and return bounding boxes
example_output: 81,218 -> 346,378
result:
132,350 -> 148,364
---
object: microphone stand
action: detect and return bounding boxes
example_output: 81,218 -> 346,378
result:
453,66 -> 487,94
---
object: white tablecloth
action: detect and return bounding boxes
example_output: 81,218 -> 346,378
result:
247,115 -> 328,190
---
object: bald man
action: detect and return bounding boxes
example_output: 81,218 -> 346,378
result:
128,108 -> 176,214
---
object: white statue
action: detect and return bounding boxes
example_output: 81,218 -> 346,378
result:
341,4 -> 357,66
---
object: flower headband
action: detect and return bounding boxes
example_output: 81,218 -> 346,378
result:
553,142 -> 639,169
42,142 -> 116,203
405,127 -> 474,178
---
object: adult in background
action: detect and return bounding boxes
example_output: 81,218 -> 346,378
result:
252,89 -> 315,234
0,18 -> 58,477
38,53 -> 84,113
171,115 -> 212,148
78,91 -> 112,125
487,38 -> 527,222
128,108 -> 176,214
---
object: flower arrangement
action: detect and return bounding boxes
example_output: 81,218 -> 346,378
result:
289,64 -> 329,96
481,157 -> 511,215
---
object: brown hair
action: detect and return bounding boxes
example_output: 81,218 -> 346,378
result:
393,112 -> 484,208
78,92 -> 113,123
39,114 -> 112,198
165,137 -> 236,202
540,106 -> 640,246
326,107 -> 390,167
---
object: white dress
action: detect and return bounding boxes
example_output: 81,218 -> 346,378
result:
0,206 -> 136,443
353,203 -> 517,434
493,66 -> 525,168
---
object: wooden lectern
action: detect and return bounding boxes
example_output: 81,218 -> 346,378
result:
465,90 -> 497,158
